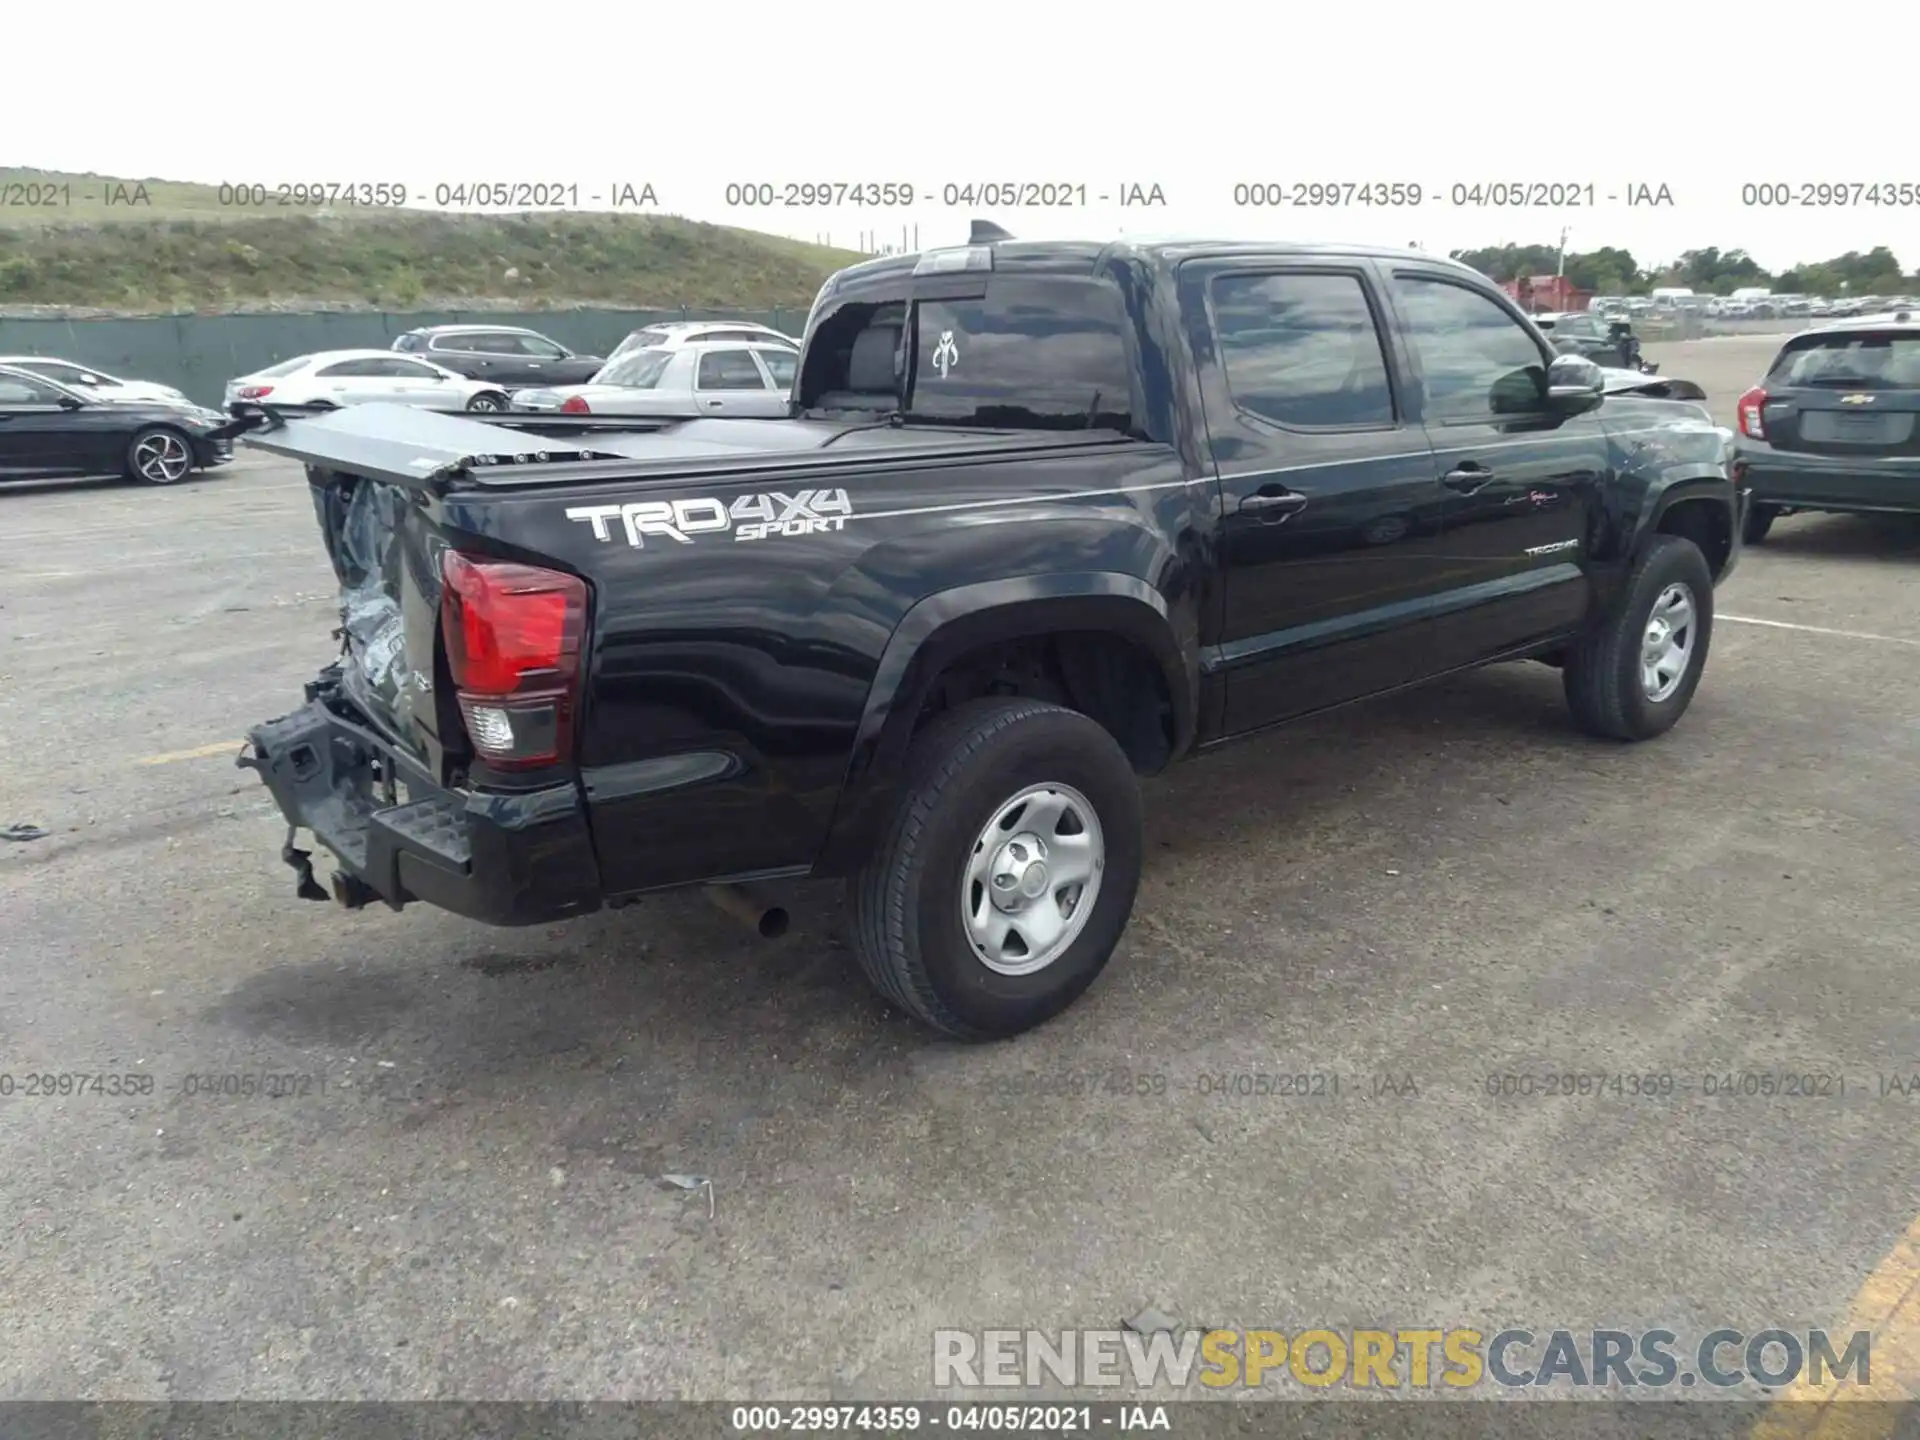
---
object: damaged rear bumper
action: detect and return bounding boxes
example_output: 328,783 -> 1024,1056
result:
237,688 -> 602,927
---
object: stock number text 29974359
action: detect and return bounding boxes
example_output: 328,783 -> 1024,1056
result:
717,182 -> 1168,209
1231,181 -> 1676,209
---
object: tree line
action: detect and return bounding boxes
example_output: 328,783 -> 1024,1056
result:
1448,243 -> 1915,297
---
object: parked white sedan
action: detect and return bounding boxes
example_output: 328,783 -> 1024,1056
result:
0,356 -> 190,405
223,350 -> 514,414
510,342 -> 798,416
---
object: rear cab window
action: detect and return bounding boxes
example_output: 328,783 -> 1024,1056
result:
904,277 -> 1139,433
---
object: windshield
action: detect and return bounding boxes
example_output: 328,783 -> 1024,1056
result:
254,356 -> 311,379
591,350 -> 673,387
1771,333 -> 1920,389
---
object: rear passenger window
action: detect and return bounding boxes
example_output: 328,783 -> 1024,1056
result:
758,349 -> 797,387
1393,276 -> 1549,420
697,349 -> 769,390
1211,273 -> 1395,428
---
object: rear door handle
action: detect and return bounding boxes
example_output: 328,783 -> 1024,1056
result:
1442,465 -> 1493,493
1238,487 -> 1308,518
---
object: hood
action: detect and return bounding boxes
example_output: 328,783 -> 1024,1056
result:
109,380 -> 191,402
100,397 -> 229,425
99,389 -> 202,410
1598,368 -> 1707,402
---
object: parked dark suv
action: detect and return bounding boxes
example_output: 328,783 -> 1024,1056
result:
1735,310 -> 1920,542
391,326 -> 604,388
1536,312 -> 1648,371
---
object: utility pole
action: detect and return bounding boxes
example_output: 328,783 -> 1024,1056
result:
1556,225 -> 1570,277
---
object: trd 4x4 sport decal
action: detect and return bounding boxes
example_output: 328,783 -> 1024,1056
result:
566,489 -> 854,547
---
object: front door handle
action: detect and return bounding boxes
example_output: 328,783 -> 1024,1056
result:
1441,465 -> 1494,493
1238,486 -> 1308,518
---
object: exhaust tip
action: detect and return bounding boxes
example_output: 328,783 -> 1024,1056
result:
706,883 -> 790,940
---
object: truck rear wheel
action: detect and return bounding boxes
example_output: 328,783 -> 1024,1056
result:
1743,502 -> 1778,545
848,698 -> 1144,1040
1563,533 -> 1714,741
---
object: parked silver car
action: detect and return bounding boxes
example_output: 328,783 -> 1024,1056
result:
511,342 -> 798,416
606,321 -> 800,363
223,350 -> 513,414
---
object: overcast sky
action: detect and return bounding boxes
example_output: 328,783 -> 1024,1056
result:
11,1 -> 1920,273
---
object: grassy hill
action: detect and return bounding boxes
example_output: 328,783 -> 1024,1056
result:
0,169 -> 867,313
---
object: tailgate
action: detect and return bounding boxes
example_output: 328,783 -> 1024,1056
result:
246,403 -> 631,762
307,467 -> 429,753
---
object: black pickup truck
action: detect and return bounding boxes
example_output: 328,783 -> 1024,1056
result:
233,230 -> 1747,1040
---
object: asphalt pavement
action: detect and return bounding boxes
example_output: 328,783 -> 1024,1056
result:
3,335 -> 1918,1404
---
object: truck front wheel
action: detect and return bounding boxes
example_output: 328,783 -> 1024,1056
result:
1563,533 -> 1714,741
848,698 -> 1144,1040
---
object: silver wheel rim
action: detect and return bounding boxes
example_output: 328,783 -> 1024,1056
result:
1641,581 -> 1696,703
470,395 -> 500,411
962,782 -> 1105,977
135,431 -> 191,482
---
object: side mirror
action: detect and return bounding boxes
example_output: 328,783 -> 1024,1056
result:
57,394 -> 84,409
1546,353 -> 1606,414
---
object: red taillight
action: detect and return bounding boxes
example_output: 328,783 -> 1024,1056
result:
1737,385 -> 1768,439
238,384 -> 275,400
440,552 -> 587,771
559,395 -> 591,414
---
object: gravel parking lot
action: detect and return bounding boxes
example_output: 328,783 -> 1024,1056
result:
4,334 -> 1918,1404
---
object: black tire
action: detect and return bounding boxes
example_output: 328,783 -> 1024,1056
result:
1743,502 -> 1778,545
1564,533 -> 1714,742
125,426 -> 196,485
848,698 -> 1145,1041
465,392 -> 507,413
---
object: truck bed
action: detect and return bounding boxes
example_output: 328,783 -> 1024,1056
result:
237,402 -> 1147,491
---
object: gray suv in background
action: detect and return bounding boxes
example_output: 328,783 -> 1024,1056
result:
391,325 -> 604,388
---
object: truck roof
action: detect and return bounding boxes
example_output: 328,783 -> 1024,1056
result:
830,236 -> 1483,286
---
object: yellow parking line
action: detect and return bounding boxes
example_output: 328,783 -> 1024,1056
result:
1750,1214 -> 1920,1439
137,740 -> 243,766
